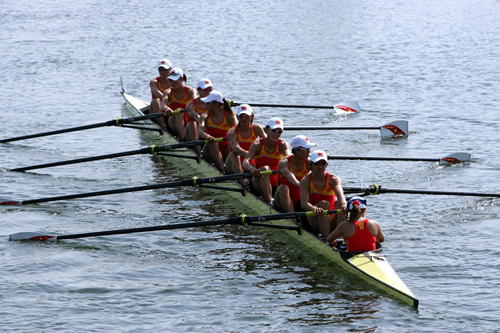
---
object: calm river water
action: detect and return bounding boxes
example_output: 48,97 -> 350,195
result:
1,0 -> 499,332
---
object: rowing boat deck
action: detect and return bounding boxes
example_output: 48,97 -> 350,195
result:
120,91 -> 419,309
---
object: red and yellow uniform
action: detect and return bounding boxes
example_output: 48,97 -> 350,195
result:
168,86 -> 192,123
206,111 -> 233,152
255,138 -> 285,186
309,172 -> 336,210
152,77 -> 169,100
233,125 -> 259,163
344,218 -> 377,252
278,156 -> 309,203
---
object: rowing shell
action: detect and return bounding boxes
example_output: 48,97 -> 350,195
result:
120,91 -> 419,309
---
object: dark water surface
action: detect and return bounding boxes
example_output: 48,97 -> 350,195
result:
1,0 -> 499,332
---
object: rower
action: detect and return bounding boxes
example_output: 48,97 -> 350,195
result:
275,135 -> 316,213
149,59 -> 172,129
300,150 -> 347,237
184,78 -> 213,155
198,90 -> 237,172
326,196 -> 384,252
243,117 -> 290,205
161,68 -> 196,140
225,104 -> 266,186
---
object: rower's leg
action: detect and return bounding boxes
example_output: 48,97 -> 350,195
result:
185,122 -> 201,155
258,166 -> 273,204
274,185 -> 293,212
307,200 -> 333,237
175,114 -> 186,141
226,152 -> 246,187
204,143 -> 225,173
151,99 -> 167,131
167,115 -> 177,135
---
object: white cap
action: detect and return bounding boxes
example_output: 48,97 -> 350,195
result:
310,150 -> 328,163
237,104 -> 253,116
157,59 -> 172,70
201,90 -> 224,104
291,135 -> 316,149
197,78 -> 213,89
266,117 -> 284,130
348,196 -> 367,210
168,68 -> 183,81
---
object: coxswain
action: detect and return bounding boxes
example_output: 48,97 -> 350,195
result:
198,90 -> 237,172
161,68 -> 196,140
275,135 -> 316,213
184,78 -> 213,155
225,104 -> 266,186
300,150 -> 347,237
149,59 -> 172,130
326,196 -> 384,252
243,117 -> 290,205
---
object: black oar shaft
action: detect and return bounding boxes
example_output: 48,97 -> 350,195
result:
9,139 -> 212,172
328,155 -> 439,162
344,186 -> 500,198
0,113 -> 167,144
10,148 -> 150,172
57,218 -> 242,240
19,172 -> 258,205
286,126 -> 379,131
232,102 -> 333,109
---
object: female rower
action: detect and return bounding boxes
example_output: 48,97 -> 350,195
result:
149,59 -> 172,130
300,150 -> 347,237
243,117 -> 290,205
326,196 -> 384,252
184,78 -> 213,155
275,135 -> 316,213
160,68 -> 196,140
198,90 -> 237,172
225,104 -> 266,186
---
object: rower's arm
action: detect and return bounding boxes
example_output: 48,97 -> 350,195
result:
242,142 -> 259,173
197,114 -> 211,140
326,224 -> 344,244
185,101 -> 199,123
150,79 -> 164,100
278,158 -> 300,187
331,174 -> 347,212
300,177 -> 314,211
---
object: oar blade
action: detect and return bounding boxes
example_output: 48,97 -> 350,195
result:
9,232 -> 57,241
0,199 -> 22,205
439,153 -> 471,166
380,120 -> 408,137
334,101 -> 361,113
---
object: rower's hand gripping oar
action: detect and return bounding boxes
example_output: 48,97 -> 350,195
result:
286,120 -> 409,138
343,184 -> 500,198
8,138 -> 226,172
327,152 -> 471,165
230,100 -> 361,113
8,209 -> 341,242
0,171 -> 276,206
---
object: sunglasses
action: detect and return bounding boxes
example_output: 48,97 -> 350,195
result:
271,128 -> 283,134
313,161 -> 327,166
159,68 -> 170,72
295,147 -> 310,152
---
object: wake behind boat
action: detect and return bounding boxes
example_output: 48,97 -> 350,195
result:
120,90 -> 419,309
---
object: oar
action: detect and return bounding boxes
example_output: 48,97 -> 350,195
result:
327,152 -> 471,165
9,210 -> 342,242
8,138 -> 226,172
0,109 -> 185,144
343,184 -> 500,198
0,171 -> 275,206
286,120 -> 408,138
231,100 -> 361,113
